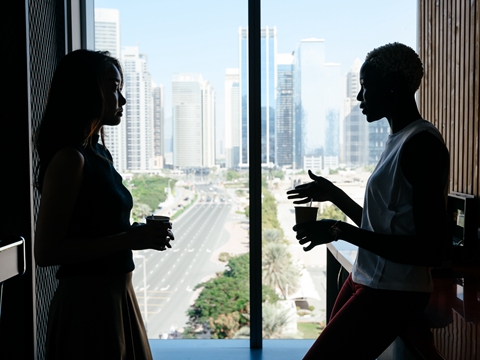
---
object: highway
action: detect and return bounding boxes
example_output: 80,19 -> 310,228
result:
131,184 -> 237,338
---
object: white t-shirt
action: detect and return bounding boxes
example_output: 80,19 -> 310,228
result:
351,119 -> 445,293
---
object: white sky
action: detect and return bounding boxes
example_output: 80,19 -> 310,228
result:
94,0 -> 417,143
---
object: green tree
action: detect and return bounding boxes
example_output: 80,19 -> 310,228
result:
262,302 -> 292,339
262,189 -> 281,231
131,201 -> 152,222
226,170 -> 241,181
262,242 -> 300,298
185,253 -> 278,339
127,174 -> 175,212
320,204 -> 346,221
233,302 -> 292,339
262,228 -> 283,244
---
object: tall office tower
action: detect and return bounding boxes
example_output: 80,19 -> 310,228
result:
172,73 -> 215,169
239,26 -> 277,166
94,8 -> 126,173
202,80 -> 216,168
295,38 -> 325,161
324,62 -> 342,169
368,118 -> 390,164
152,83 -> 165,169
343,58 -> 369,167
276,53 -> 295,168
295,39 -> 342,171
224,68 -> 241,169
122,46 -> 154,171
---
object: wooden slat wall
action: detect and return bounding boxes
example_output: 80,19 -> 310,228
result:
418,0 -> 480,224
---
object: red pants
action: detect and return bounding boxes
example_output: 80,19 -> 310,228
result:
303,274 -> 432,360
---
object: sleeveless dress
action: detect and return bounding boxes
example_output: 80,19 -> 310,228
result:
45,136 -> 152,360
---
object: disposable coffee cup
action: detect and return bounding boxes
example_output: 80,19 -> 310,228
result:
294,206 -> 318,238
145,215 -> 171,227
146,215 -> 173,249
294,206 -> 318,224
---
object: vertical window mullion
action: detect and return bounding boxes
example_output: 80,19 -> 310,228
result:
248,0 -> 262,349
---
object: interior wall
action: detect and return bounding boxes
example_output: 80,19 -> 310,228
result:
418,1 -> 480,358
418,0 -> 480,217
0,1 -> 65,359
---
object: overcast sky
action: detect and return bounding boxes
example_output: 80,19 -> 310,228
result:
95,0 -> 417,141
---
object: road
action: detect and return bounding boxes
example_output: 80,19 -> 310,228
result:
132,184 -> 235,338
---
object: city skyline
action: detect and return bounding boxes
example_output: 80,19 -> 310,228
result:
94,2 -> 414,172
95,0 -> 417,149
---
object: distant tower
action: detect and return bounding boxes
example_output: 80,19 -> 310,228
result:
239,26 -> 277,166
276,53 -> 295,168
122,46 -> 154,171
295,39 -> 342,171
172,73 -> 215,169
343,58 -> 369,167
152,83 -> 164,168
295,38 -> 326,158
224,68 -> 240,169
94,8 -> 126,172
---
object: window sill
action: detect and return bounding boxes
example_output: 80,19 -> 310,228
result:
149,339 -> 315,359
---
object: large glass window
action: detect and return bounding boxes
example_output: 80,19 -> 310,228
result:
260,0 -> 416,339
94,0 -> 417,343
94,0 -> 249,340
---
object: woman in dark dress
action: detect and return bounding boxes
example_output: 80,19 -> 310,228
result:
35,50 -> 172,359
287,43 -> 449,359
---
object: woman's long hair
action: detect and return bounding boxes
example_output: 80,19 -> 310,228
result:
35,49 -> 123,191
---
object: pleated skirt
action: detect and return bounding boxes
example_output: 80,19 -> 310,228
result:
45,271 -> 153,360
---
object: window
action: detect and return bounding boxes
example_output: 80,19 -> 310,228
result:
93,0 -> 416,347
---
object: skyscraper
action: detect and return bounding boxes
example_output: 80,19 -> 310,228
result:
239,26 -> 277,166
276,53 -> 295,168
368,117 -> 390,164
224,68 -> 240,169
172,73 -> 215,169
295,39 -> 342,171
152,83 -> 164,168
94,8 -> 120,58
94,8 -> 126,172
122,46 -> 154,171
343,58 -> 369,166
295,39 -> 326,158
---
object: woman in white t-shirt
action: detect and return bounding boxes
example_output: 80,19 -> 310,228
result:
287,43 -> 449,360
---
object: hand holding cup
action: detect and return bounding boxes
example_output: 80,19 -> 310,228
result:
294,206 -> 318,239
145,215 -> 174,250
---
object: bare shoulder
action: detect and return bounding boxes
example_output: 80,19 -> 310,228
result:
43,147 -> 85,189
50,146 -> 85,168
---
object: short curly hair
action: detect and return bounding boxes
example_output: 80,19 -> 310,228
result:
365,42 -> 423,93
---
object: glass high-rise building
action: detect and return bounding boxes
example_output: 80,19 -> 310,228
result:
152,84 -> 164,168
295,39 -> 342,171
342,58 -> 390,167
295,38 -> 326,158
224,68 -> 240,169
122,46 -> 154,171
172,73 -> 215,169
276,53 -> 295,168
94,8 -> 127,173
343,58 -> 369,167
239,26 -> 277,166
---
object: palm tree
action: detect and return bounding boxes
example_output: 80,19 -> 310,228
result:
262,302 -> 292,339
262,228 -> 283,244
233,302 -> 292,339
262,242 -> 300,298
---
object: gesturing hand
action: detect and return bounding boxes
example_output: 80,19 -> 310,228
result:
286,170 -> 337,204
293,219 -> 339,251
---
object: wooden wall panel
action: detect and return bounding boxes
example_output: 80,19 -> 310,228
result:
418,0 -> 480,224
